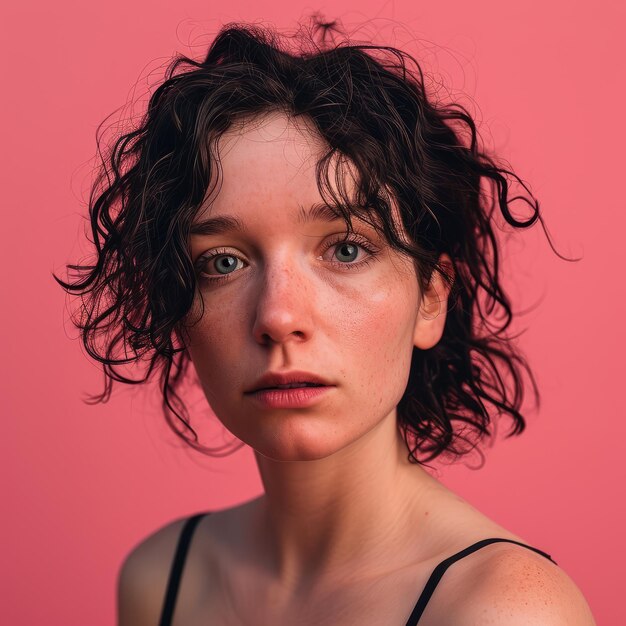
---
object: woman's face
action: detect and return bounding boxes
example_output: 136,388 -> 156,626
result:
184,111 -> 432,462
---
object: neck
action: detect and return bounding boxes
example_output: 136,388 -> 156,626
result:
249,411 -> 443,593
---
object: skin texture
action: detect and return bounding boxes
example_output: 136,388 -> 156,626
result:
117,110 -> 597,625
182,110 -> 454,597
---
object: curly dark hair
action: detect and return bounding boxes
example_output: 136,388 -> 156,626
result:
53,15 -> 574,469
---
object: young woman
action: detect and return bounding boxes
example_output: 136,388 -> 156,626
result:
55,16 -> 596,626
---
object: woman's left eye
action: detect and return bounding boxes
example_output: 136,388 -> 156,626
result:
329,241 -> 362,264
322,234 -> 380,268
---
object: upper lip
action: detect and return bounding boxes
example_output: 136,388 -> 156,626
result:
245,370 -> 334,393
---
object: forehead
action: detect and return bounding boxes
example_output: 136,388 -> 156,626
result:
210,112 -> 334,201
218,110 -> 325,157
196,110 -> 407,238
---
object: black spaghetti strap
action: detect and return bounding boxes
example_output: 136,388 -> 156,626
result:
158,512 -> 211,626
404,538 -> 558,626
157,523 -> 555,626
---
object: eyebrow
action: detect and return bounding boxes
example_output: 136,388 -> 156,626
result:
189,202 -> 346,236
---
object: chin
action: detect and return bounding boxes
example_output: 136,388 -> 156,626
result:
254,448 -> 333,463
248,425 -> 351,463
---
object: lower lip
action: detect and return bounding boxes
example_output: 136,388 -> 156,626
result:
245,386 -> 334,409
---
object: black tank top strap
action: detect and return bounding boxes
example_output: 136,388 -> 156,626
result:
158,523 -> 556,626
404,537 -> 558,626
158,512 -> 211,626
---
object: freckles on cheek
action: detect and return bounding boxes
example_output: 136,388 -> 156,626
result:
369,280 -> 411,324
355,283 -> 416,355
345,304 -> 396,365
197,293 -> 247,335
184,315 -> 228,367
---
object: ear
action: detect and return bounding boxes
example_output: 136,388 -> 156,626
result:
413,253 -> 455,350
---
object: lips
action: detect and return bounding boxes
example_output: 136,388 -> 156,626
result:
246,370 -> 333,393
262,382 -> 323,390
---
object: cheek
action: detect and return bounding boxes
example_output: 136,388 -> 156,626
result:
184,305 -> 247,390
185,267 -> 417,391
346,274 -> 416,349
337,278 -> 417,392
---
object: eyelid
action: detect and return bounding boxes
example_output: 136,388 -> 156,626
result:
193,246 -> 242,274
193,232 -> 381,283
320,232 -> 379,258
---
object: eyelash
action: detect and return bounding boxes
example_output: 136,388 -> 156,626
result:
194,234 -> 380,285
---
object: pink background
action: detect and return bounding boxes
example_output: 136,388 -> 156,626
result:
1,1 -> 624,624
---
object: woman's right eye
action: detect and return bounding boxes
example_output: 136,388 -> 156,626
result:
194,248 -> 245,283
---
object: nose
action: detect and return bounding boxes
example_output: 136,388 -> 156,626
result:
251,257 -> 315,346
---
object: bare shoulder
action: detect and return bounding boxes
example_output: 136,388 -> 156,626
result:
450,543 -> 597,626
116,515 -> 201,626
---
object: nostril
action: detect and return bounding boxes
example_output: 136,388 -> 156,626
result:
259,330 -> 305,345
